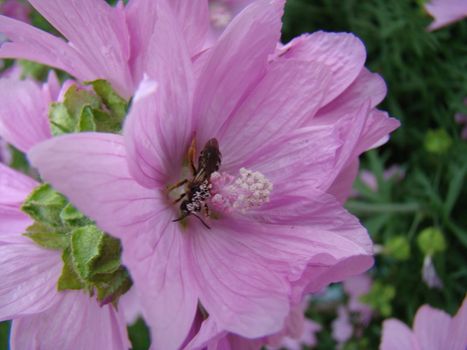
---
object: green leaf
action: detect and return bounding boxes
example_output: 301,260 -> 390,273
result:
444,165 -> 467,217
24,222 -> 69,250
417,227 -> 447,256
90,79 -> 128,119
90,234 -> 123,275
21,184 -> 68,227
70,226 -> 105,280
63,85 -> 100,120
60,203 -> 93,228
48,102 -> 75,136
91,107 -> 122,133
360,281 -> 395,317
78,106 -> 97,132
58,248 -> 85,291
94,267 -> 132,304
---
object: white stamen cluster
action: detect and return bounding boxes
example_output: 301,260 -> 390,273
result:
209,3 -> 232,28
210,168 -> 273,213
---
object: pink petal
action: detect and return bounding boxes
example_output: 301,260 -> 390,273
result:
232,124 -> 341,191
425,0 -> 467,30
380,319 -> 417,350
0,163 -> 37,237
123,78 -> 173,188
170,0 -> 210,57
446,296 -> 467,350
0,15 -> 93,82
218,59 -> 331,166
250,190 -> 373,298
278,31 -> 366,105
413,305 -> 450,350
315,68 -> 387,119
183,317 -> 228,350
356,109 -> 400,153
194,0 -> 285,145
27,0 -> 133,97
0,163 -> 37,207
28,133 -> 162,241
124,2 -> 195,187
0,78 -> 52,152
123,211 -> 198,350
189,222 -> 291,338
11,291 -> 130,350
0,236 -> 61,320
327,159 -> 360,204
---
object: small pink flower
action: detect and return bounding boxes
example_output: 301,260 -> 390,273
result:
0,0 -> 212,97
454,98 -> 467,140
332,306 -> 353,346
424,0 -> 467,31
0,164 -> 130,350
343,274 -> 373,325
0,71 -> 60,153
380,295 -> 467,350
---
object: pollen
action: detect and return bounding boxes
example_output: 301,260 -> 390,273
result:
210,168 -> 273,213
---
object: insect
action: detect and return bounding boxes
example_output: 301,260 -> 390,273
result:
170,138 -> 222,229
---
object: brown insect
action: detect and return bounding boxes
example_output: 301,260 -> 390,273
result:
169,138 -> 221,229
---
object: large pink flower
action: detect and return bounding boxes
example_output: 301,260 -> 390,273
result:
424,0 -> 467,31
29,0 -> 398,348
0,0 -> 211,97
0,163 -> 130,350
380,295 -> 467,350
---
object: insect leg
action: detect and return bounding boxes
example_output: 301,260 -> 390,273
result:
192,214 -> 211,229
167,179 -> 188,192
173,192 -> 187,204
188,138 -> 197,176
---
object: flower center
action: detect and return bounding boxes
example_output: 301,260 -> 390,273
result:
210,168 -> 273,213
169,138 -> 273,227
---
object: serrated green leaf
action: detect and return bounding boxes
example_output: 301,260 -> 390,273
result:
64,85 -> 100,120
60,203 -> 93,228
58,248 -> 85,291
94,267 -> 132,304
91,108 -> 122,133
78,106 -> 97,132
71,226 -> 104,280
90,79 -> 128,119
48,102 -> 75,136
21,184 -> 68,227
24,222 -> 69,250
90,234 -> 122,275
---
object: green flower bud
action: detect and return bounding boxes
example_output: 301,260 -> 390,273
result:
417,227 -> 446,256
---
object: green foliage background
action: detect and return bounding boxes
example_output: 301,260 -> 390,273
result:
282,0 -> 467,349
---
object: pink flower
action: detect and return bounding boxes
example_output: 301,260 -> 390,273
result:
332,306 -> 353,346
424,0 -> 467,31
0,163 -> 130,350
0,0 -> 211,97
0,0 -> 31,23
380,295 -> 467,350
29,0 -> 398,348
183,300 -> 321,350
358,165 -> 405,193
0,71 -> 59,153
